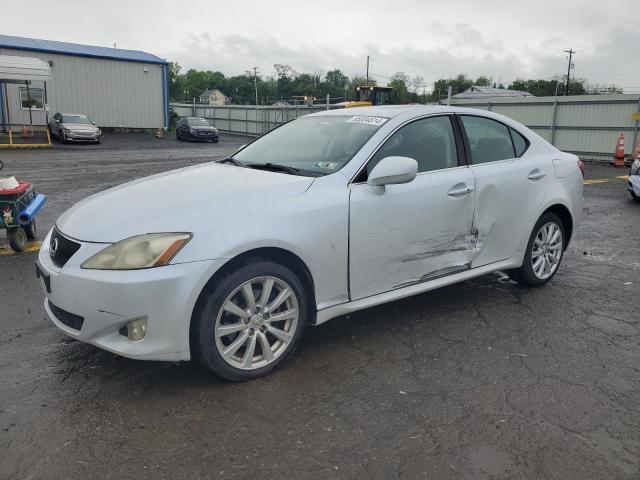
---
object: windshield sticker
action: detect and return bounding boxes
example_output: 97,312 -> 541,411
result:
345,116 -> 388,126
313,161 -> 339,170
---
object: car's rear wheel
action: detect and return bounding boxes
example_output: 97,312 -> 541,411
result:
508,212 -> 565,287
631,191 -> 640,202
191,260 -> 308,381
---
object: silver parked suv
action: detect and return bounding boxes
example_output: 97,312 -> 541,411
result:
49,113 -> 102,144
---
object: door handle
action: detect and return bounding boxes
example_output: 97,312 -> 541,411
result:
448,185 -> 474,197
528,169 -> 546,181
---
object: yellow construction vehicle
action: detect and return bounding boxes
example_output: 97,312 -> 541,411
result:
345,85 -> 393,108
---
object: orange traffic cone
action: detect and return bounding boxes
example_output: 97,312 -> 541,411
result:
613,133 -> 625,167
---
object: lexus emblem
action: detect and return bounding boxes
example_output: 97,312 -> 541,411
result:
50,237 -> 59,257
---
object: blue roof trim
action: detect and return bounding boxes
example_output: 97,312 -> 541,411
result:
0,35 -> 167,65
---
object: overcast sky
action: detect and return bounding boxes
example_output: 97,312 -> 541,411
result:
3,0 -> 639,91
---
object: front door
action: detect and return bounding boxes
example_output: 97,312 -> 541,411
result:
349,115 -> 476,300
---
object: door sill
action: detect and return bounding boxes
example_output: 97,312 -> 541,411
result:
316,258 -> 515,325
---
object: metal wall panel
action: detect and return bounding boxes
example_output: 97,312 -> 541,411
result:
170,96 -> 640,159
1,48 -> 164,128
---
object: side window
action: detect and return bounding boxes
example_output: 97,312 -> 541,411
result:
366,116 -> 458,177
461,116 -> 516,164
510,128 -> 529,157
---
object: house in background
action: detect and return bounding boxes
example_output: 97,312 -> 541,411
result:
198,89 -> 229,106
453,86 -> 534,99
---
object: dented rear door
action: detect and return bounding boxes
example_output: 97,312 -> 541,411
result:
458,115 -> 549,267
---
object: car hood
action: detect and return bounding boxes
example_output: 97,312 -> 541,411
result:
56,163 -> 315,242
62,123 -> 99,132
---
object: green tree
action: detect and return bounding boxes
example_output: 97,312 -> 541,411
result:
427,74 -> 474,102
475,76 -> 492,87
389,72 -> 410,104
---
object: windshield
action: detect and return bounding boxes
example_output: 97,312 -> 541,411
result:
62,114 -> 92,125
188,118 -> 211,127
233,115 -> 386,176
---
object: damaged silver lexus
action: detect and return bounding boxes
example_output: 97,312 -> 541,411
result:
38,105 -> 583,381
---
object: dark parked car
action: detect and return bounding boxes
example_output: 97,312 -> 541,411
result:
176,117 -> 219,142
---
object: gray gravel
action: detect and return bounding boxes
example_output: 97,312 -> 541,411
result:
0,135 -> 638,479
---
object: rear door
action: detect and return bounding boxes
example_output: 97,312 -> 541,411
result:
349,115 -> 476,300
458,115 -> 549,267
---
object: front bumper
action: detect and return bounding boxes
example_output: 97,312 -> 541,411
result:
190,131 -> 219,141
628,175 -> 640,197
64,130 -> 100,141
37,228 -> 225,361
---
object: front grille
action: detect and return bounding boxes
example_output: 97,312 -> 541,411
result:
49,227 -> 81,268
49,301 -> 84,330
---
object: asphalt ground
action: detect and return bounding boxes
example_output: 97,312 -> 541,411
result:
0,134 -> 639,479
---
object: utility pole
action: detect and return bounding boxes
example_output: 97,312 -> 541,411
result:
252,66 -> 259,106
366,55 -> 370,84
564,48 -> 575,96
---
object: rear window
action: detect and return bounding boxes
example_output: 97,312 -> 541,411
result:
510,128 -> 529,157
460,115 -> 515,164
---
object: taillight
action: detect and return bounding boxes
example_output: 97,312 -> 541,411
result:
577,159 -> 585,177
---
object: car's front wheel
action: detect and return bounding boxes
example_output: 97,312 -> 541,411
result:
508,212 -> 565,287
191,260 -> 308,381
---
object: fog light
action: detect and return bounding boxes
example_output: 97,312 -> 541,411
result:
126,316 -> 147,341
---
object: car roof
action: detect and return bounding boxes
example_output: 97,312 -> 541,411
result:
308,104 -> 508,119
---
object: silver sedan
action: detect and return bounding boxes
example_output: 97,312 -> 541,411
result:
37,106 -> 583,381
49,112 -> 102,143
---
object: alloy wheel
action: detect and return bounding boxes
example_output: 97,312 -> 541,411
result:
531,222 -> 563,280
214,276 -> 299,370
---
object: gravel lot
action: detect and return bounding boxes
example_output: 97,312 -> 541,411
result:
1,133 -> 639,479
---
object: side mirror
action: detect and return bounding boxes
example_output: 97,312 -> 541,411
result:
367,156 -> 418,187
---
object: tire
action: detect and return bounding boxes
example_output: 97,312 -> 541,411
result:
191,259 -> 308,381
96,136 -> 102,144
507,212 -> 565,287
631,191 -> 640,202
23,219 -> 37,240
7,227 -> 27,252
59,130 -> 66,143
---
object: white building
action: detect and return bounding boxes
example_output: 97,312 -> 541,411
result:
198,89 -> 229,106
0,35 -> 169,129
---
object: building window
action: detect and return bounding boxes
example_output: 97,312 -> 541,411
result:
19,87 -> 44,110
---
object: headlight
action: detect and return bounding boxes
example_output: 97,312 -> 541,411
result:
81,233 -> 191,270
63,128 -> 71,133
190,128 -> 197,134
631,159 -> 640,176
96,129 -> 102,135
